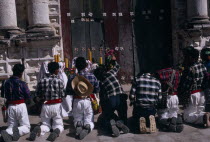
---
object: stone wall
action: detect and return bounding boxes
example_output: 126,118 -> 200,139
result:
172,0 -> 210,66
0,0 -> 63,91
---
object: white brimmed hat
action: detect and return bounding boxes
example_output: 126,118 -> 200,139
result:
71,75 -> 94,97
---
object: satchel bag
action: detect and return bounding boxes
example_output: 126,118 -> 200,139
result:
90,94 -> 101,115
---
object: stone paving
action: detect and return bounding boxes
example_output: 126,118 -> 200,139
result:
1,86 -> 210,142
1,103 -> 210,142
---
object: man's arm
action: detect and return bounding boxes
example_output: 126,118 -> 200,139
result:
65,76 -> 75,96
93,76 -> 100,94
109,61 -> 120,75
22,82 -> 31,99
59,80 -> 65,98
1,80 -> 5,98
129,79 -> 137,106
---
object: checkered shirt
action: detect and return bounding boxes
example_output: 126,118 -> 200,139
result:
157,68 -> 180,93
66,70 -> 100,96
1,76 -> 30,101
178,62 -> 207,105
130,73 -> 161,106
101,62 -> 124,98
36,74 -> 65,101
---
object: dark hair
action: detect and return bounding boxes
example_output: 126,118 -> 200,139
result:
75,57 -> 87,71
92,58 -> 95,63
183,46 -> 199,60
12,64 -> 25,76
93,66 -> 106,81
48,62 -> 59,74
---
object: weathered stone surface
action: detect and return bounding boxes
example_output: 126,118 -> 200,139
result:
187,0 -> 209,23
27,0 -> 50,27
0,0 -> 18,28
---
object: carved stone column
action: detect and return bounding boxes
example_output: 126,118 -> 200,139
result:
0,0 -> 18,29
187,0 -> 209,24
27,0 -> 53,33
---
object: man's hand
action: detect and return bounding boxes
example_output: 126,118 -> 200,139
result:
112,55 -> 116,61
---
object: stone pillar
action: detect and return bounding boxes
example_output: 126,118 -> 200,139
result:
27,0 -> 53,32
0,0 -> 18,29
187,0 -> 209,23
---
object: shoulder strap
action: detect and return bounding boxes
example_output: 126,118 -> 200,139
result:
166,69 -> 176,92
3,80 -> 7,105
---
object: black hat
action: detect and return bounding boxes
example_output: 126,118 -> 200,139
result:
201,48 -> 210,61
183,46 -> 199,58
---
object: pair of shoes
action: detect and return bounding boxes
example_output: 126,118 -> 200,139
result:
1,130 -> 12,142
168,116 -> 184,133
116,120 -> 130,134
110,119 -> 120,137
46,128 -> 60,141
28,126 -> 41,141
140,116 -> 157,134
78,124 -> 91,140
203,113 -> 210,128
1,127 -> 21,142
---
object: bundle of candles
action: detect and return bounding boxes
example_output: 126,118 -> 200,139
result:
88,50 -> 103,64
54,54 -> 69,68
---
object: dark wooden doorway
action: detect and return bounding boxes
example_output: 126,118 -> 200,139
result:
134,0 -> 172,73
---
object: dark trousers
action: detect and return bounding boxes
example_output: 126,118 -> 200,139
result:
132,105 -> 156,129
205,88 -> 210,112
100,94 -> 128,126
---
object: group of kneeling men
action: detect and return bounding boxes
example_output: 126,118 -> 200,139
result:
0,46 -> 210,142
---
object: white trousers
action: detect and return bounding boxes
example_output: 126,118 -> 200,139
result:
184,91 -> 205,124
159,95 -> 179,119
72,99 -> 94,131
6,103 -> 30,136
40,103 -> 64,135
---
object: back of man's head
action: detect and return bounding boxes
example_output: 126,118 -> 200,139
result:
75,57 -> 87,71
12,64 -> 25,76
183,46 -> 199,61
48,62 -> 59,74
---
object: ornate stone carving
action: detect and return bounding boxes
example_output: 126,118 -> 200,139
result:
0,64 -> 6,73
8,48 -> 22,59
27,48 -> 38,58
39,48 -> 52,58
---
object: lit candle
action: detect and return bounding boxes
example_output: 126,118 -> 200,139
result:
54,55 -> 57,62
57,55 -> 60,62
65,58 -> 69,68
99,57 -> 103,64
88,50 -> 92,62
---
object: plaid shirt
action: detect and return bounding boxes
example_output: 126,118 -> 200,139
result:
178,62 -> 207,104
66,70 -> 100,96
36,74 -> 65,101
157,68 -> 180,93
130,73 -> 161,107
101,62 -> 124,98
1,76 -> 30,101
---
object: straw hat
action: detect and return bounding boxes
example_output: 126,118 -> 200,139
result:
71,75 -> 94,97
